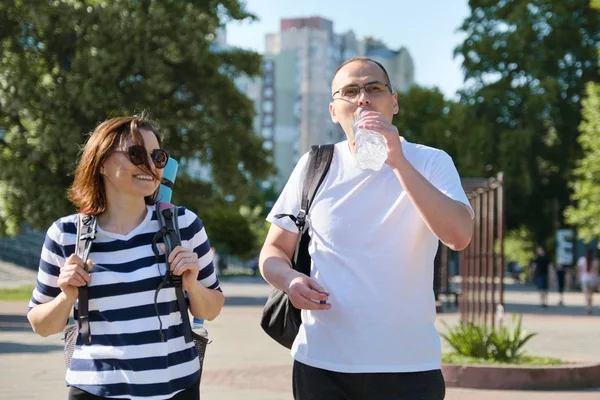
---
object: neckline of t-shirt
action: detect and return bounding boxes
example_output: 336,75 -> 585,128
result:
96,205 -> 153,241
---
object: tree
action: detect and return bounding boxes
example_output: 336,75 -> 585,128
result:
564,0 -> 600,242
393,86 -> 495,178
239,204 -> 270,256
455,0 -> 600,244
200,206 -> 256,259
0,0 -> 274,235
564,82 -> 600,241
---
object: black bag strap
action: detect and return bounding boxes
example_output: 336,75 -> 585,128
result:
274,144 -> 335,267
153,202 -> 193,343
301,144 -> 335,216
75,213 -> 97,345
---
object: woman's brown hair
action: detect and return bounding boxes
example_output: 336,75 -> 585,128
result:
585,248 -> 594,273
67,115 -> 163,215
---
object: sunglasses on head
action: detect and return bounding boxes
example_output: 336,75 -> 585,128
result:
115,145 -> 169,169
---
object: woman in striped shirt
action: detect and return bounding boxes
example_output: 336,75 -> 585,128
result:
27,115 -> 224,399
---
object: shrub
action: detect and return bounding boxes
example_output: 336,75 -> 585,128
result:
440,314 -> 537,363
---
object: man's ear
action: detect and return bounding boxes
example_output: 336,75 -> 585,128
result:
329,102 -> 339,124
392,92 -> 399,115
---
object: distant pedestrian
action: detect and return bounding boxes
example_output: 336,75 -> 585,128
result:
577,249 -> 598,315
555,263 -> 567,306
531,246 -> 552,308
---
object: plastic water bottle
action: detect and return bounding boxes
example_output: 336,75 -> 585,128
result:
353,111 -> 387,171
191,317 -> 208,339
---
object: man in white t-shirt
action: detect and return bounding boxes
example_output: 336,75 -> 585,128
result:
259,56 -> 474,400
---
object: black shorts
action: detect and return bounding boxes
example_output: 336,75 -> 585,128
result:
556,270 -> 566,293
535,274 -> 549,291
68,378 -> 200,400
292,360 -> 445,400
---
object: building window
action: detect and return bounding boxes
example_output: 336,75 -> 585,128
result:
263,100 -> 273,113
262,127 -> 273,138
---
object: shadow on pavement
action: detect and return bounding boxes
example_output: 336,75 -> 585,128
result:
224,296 -> 269,307
0,341 -> 63,354
439,300 -> 596,317
219,276 -> 269,285
503,302 -> 596,317
444,281 -> 600,317
0,314 -> 32,332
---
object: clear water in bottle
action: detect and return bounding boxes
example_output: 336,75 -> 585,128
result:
192,317 -> 208,339
353,111 -> 387,171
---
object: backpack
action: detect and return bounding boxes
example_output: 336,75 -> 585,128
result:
260,144 -> 335,349
63,204 -> 208,378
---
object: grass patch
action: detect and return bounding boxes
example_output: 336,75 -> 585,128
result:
0,285 -> 34,301
442,352 -> 568,366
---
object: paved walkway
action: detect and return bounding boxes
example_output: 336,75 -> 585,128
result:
0,260 -> 37,288
0,274 -> 599,399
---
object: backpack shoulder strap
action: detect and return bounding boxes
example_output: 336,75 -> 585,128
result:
273,144 -> 334,272
155,202 -> 182,255
300,144 -> 335,220
274,144 -> 335,231
153,202 -> 193,343
75,213 -> 97,345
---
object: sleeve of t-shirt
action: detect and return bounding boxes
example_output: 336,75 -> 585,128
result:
428,151 -> 474,219
179,207 -> 222,292
28,221 -> 68,313
266,152 -> 311,233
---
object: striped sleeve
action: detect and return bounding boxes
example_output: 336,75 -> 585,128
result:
28,221 -> 68,312
179,207 -> 221,292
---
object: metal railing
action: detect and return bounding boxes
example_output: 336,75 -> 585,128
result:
459,173 -> 505,328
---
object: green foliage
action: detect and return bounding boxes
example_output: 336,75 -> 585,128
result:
440,314 -> 537,363
491,315 -> 537,362
393,86 -> 495,178
239,204 -> 269,256
504,226 -> 536,277
564,1 -> 600,241
564,81 -> 600,242
440,320 -> 495,359
0,0 -> 274,235
455,0 -> 600,244
201,206 -> 255,260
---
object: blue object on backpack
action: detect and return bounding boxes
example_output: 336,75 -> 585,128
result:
158,158 -> 178,203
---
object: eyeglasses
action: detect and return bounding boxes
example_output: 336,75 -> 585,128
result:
332,82 -> 392,100
115,145 -> 169,169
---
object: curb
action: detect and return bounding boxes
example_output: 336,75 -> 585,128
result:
442,362 -> 600,390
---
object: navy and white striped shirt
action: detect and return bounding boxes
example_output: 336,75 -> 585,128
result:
28,205 -> 221,399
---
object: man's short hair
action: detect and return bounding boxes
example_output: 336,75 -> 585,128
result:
332,56 -> 393,91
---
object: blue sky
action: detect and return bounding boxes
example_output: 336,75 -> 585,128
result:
226,0 -> 471,99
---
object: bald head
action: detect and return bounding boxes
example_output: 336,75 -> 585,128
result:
331,57 -> 392,94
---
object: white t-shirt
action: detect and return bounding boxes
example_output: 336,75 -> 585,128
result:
577,256 -> 599,284
267,140 -> 472,373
